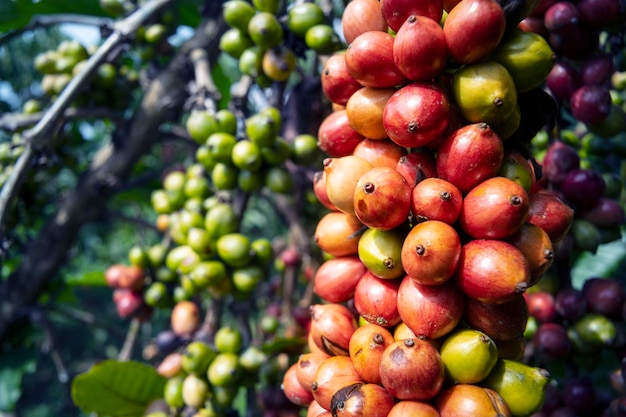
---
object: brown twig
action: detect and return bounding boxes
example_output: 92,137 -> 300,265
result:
196,298 -> 223,344
31,309 -> 70,383
118,318 -> 141,361
189,48 -> 221,113
229,74 -> 254,119
0,108 -> 125,132
49,304 -> 127,339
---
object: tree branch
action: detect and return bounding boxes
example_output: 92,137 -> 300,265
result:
0,107 -> 125,132
189,48 -> 221,113
118,318 -> 141,361
0,14 -> 113,45
0,0 -> 176,238
0,5 -> 228,343
48,304 -> 127,339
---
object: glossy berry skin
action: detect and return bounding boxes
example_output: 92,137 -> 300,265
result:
533,322 -> 571,359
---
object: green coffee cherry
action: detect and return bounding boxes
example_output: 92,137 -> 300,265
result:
231,140 -> 263,171
239,346 -> 267,372
215,326 -> 244,353
211,384 -> 239,407
248,12 -> 283,49
264,166 -> 293,194
187,227 -> 214,257
232,264 -> 265,293
245,113 -> 279,147
239,46 -> 265,77
291,134 -> 321,165
128,245 -> 150,268
182,341 -> 218,375
147,244 -> 167,267
575,313 -> 617,347
207,352 -> 241,387
144,282 -> 172,308
252,0 -> 281,13
219,28 -> 253,59
207,132 -> 238,164
186,111 -> 219,143
164,375 -> 185,408
305,24 -> 341,54
211,163 -> 238,190
178,210 -> 204,235
223,0 -> 257,31
163,170 -> 186,192
205,203 -> 239,242
216,233 -> 253,268
184,176 -> 210,199
261,137 -> 292,165
144,23 -> 168,44
189,261 -> 228,289
196,145 -> 216,171
182,374 -> 210,408
287,3 -> 325,37
238,169 -> 265,192
251,238 -> 273,264
215,109 -> 238,135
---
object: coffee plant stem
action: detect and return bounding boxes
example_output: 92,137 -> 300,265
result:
189,48 -> 220,113
49,304 -> 127,339
230,75 -> 255,119
198,298 -> 224,343
32,309 -> 70,383
118,317 -> 141,361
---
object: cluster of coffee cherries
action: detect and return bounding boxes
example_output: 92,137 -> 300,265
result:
535,140 -> 625,255
148,311 -> 270,417
521,0 -> 625,139
276,0 -> 588,414
524,276 -> 626,416
220,0 -> 340,86
33,39 -> 138,110
183,106 -> 318,195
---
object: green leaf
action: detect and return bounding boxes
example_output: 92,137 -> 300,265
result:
175,0 -> 203,28
0,349 -> 37,412
64,270 -> 107,287
71,360 -> 167,417
572,237 -> 626,289
213,59 -> 232,110
260,337 -> 306,355
0,2 -> 24,33
1,0 -> 108,33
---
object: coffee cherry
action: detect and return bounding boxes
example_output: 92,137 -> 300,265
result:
182,341 -> 217,375
215,326 -> 243,354
207,352 -> 241,387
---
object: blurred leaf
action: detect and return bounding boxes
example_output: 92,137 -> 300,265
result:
572,237 -> 626,289
213,59 -> 232,110
175,0 -> 203,28
0,0 -> 107,33
260,337 -> 306,355
72,360 -> 166,417
0,349 -> 36,412
0,2 -> 28,33
64,271 -> 107,287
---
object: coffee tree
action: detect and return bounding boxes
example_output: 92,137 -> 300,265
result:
0,0 -> 625,416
